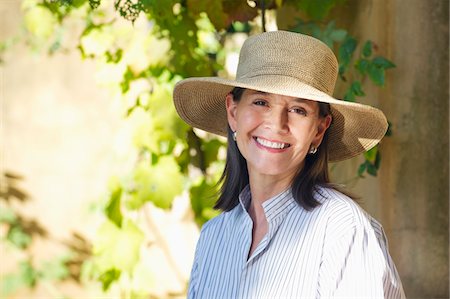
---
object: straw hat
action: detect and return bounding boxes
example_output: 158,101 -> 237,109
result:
173,30 -> 388,162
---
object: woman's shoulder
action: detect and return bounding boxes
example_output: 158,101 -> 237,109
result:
194,206 -> 244,255
314,185 -> 360,211
311,185 -> 390,248
197,206 -> 239,236
199,212 -> 226,234
313,185 -> 377,231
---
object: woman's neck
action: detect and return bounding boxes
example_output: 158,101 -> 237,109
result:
248,172 -> 293,205
246,171 -> 293,225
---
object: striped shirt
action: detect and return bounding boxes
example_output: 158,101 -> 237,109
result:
188,185 -> 406,299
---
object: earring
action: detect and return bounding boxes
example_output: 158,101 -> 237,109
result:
309,145 -> 317,154
232,131 -> 237,141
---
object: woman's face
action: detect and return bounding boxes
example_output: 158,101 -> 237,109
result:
226,89 -> 331,183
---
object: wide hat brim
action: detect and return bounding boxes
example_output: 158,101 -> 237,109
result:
173,76 -> 388,162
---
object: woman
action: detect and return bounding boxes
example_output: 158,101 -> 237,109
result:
173,31 -> 405,298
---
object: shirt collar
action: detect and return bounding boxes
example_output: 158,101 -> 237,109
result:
238,185 -> 297,223
238,185 -> 252,212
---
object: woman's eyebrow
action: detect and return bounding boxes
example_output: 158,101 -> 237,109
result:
248,91 -> 315,107
293,98 -> 309,103
248,90 -> 269,96
293,98 -> 316,107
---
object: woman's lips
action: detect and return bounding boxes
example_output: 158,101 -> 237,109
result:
254,136 -> 291,150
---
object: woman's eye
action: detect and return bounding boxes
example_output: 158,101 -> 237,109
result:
289,107 -> 307,115
253,100 -> 268,106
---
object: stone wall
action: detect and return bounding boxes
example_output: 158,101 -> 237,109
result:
332,1 -> 449,297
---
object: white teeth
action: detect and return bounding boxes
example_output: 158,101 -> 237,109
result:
256,137 -> 290,149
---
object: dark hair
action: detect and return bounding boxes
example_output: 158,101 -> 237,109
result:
215,87 -> 352,211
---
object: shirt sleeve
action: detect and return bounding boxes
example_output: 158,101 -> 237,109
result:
317,220 -> 406,298
187,232 -> 202,299
187,222 -> 208,299
187,255 -> 199,299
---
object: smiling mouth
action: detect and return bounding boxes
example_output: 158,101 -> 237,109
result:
255,137 -> 291,149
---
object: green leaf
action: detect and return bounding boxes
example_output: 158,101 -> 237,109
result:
40,256 -> 71,281
321,37 -> 333,48
94,219 -> 144,273
338,36 -> 357,74
149,83 -> 190,144
187,0 -> 228,30
24,6 -> 57,39
115,0 -> 144,23
189,178 -> 219,225
325,19 -> 336,31
362,40 -> 372,58
339,36 -> 357,59
310,23 -> 322,39
88,0 -> 101,9
1,273 -> 23,296
343,80 -> 364,102
18,261 -> 38,288
105,180 -> 123,228
0,207 -> 17,223
352,80 -> 365,96
121,67 -> 134,94
329,29 -> 347,42
99,269 -> 121,291
295,0 -> 345,20
343,88 -> 355,102
1,260 -> 39,295
129,156 -> 183,210
72,0 -> 87,8
129,252 -> 158,293
105,49 -> 123,63
338,65 -> 345,77
0,259 -> 39,297
364,146 -> 378,163
357,162 -> 367,177
372,56 -> 396,69
39,0 -> 71,20
386,121 -> 393,136
175,146 -> 190,174
79,26 -> 115,57
374,150 -> 381,169
355,58 -> 370,75
229,21 -> 250,33
202,139 -> 225,170
367,63 -> 385,86
7,227 -> 32,249
367,163 -> 378,176
129,107 -> 157,151
322,20 -> 347,44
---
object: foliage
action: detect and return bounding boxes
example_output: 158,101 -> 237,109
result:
4,0 -> 395,297
339,38 -> 394,176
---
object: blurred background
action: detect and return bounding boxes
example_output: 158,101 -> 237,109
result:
1,0 -> 448,298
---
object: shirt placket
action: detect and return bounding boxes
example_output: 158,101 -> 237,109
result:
237,212 -> 254,299
236,187 -> 295,299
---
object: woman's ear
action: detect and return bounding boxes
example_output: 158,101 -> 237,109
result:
313,114 -> 332,146
226,93 -> 238,132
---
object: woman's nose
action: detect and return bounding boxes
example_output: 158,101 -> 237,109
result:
266,108 -> 289,134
